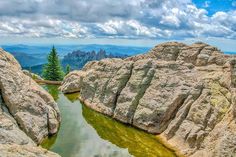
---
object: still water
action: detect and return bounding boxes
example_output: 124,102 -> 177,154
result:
41,85 -> 177,157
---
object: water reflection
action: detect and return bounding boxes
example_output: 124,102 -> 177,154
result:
64,93 -> 80,102
43,85 -> 60,101
82,105 -> 176,157
41,86 -> 176,157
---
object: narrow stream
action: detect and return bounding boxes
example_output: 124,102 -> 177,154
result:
41,85 -> 177,157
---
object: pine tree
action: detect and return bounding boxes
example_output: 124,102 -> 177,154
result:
65,64 -> 71,75
42,46 -> 64,81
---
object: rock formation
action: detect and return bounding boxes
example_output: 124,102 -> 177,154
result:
60,42 -> 236,157
62,49 -> 128,70
0,144 -> 59,157
0,48 -> 60,156
22,69 -> 43,80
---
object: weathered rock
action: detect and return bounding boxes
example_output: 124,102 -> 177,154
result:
0,109 -> 35,146
59,70 -> 86,93
0,144 -> 59,157
0,49 -> 61,143
22,70 -> 43,80
0,48 -> 61,157
60,42 -> 236,157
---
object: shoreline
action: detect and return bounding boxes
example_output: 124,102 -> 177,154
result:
77,93 -> 184,157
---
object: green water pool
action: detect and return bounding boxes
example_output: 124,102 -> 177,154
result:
41,85 -> 177,157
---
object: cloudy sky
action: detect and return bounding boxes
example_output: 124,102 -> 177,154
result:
0,0 -> 236,51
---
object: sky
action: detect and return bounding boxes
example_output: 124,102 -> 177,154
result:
0,0 -> 236,51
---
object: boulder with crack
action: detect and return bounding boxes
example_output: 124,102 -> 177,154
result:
0,48 -> 61,157
60,42 -> 236,157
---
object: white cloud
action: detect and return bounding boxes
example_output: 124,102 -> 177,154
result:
160,15 -> 181,27
0,0 -> 235,40
212,12 -> 228,21
0,17 -> 89,38
96,20 -> 171,38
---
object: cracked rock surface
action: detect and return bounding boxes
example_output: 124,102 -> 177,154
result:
60,42 -> 236,157
0,49 -> 60,157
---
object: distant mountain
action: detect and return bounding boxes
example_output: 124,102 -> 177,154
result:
62,49 -> 128,70
225,51 -> 236,55
2,45 -> 49,55
10,52 -> 46,67
1,44 -> 150,56
23,49 -> 128,75
73,44 -> 150,56
2,44 -> 150,75
23,64 -> 45,75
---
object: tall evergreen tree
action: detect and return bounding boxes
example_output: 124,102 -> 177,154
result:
65,64 -> 71,75
42,46 -> 64,81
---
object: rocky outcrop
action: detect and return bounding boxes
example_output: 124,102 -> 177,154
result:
0,144 -> 59,157
59,70 -> 85,93
22,69 -> 43,80
62,49 -> 128,70
0,48 -> 60,156
60,42 -> 236,157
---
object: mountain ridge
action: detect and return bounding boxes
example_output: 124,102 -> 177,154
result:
62,49 -> 128,70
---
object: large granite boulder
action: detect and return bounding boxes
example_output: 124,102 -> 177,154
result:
0,48 -> 60,156
60,42 -> 236,157
0,144 -> 59,157
0,108 -> 34,146
59,70 -> 86,93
